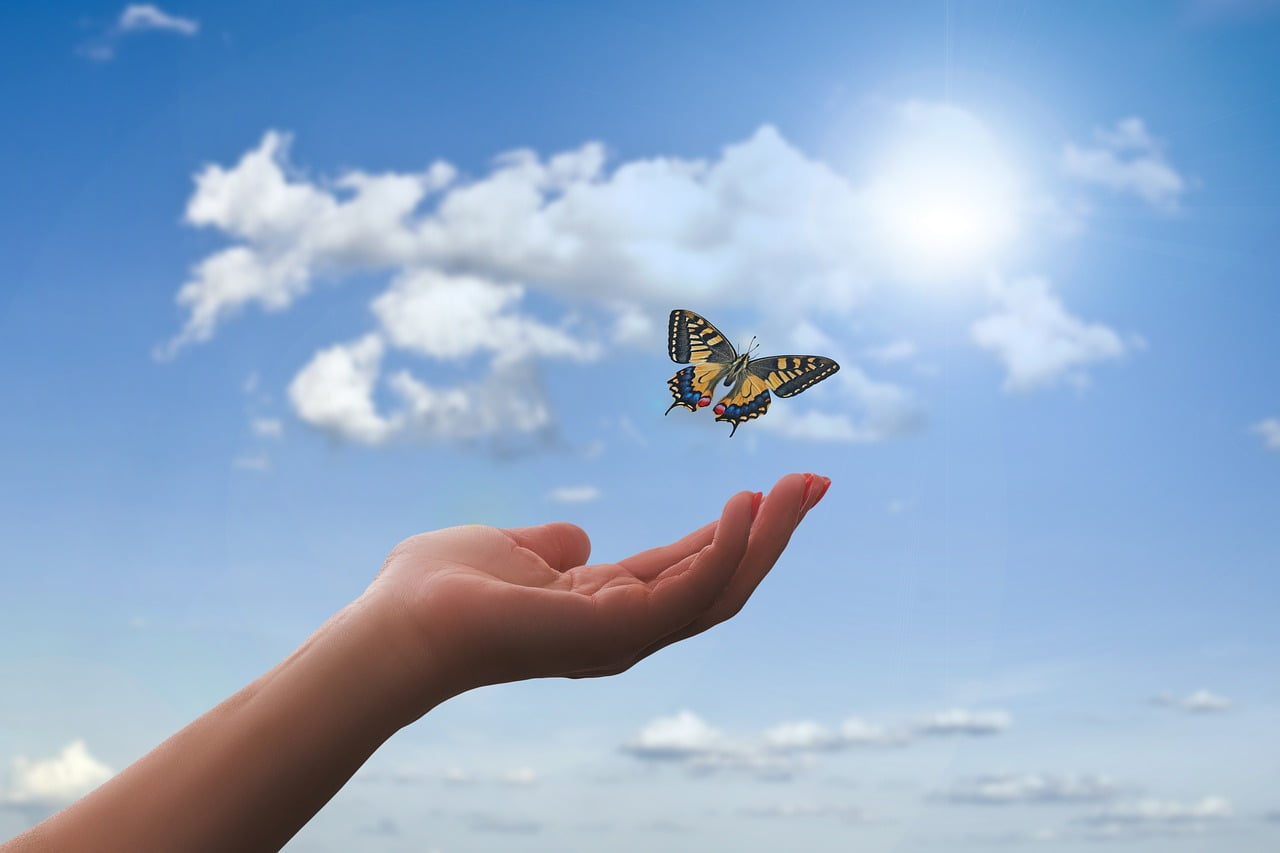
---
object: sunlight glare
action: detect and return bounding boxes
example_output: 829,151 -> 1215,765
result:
866,102 -> 1022,281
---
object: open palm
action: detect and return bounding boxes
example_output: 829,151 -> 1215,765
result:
366,472 -> 830,707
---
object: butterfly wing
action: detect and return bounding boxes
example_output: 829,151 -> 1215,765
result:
712,373 -> 772,437
666,310 -> 739,414
747,355 -> 840,397
668,309 -> 738,365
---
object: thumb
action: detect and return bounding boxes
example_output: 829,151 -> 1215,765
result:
502,522 -> 592,572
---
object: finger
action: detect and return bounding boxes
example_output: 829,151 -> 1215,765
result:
502,522 -> 592,572
620,472 -> 825,666
616,517 -> 719,582
598,489 -> 755,650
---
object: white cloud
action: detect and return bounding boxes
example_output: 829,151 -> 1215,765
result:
972,276 -> 1127,392
623,711 -> 730,761
864,339 -> 917,364
754,366 -> 922,443
119,4 -> 199,35
371,270 -> 593,365
1251,418 -> 1280,450
740,802 -> 868,822
916,708 -> 1011,736
1153,689 -> 1233,713
1062,118 -> 1188,212
546,485 -> 601,504
1077,796 -> 1232,837
79,5 -> 198,61
497,767 -> 538,786
232,452 -> 271,471
163,126 -> 869,358
938,773 -> 1118,804
287,334 -> 399,445
251,417 -> 283,438
2,741 -> 113,808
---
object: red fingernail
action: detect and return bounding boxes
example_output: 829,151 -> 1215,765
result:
814,476 -> 832,504
801,473 -> 815,503
750,491 -> 764,519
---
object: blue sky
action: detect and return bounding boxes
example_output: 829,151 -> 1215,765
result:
2,1 -> 1278,849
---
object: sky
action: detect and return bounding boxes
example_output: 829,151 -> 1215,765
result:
1,0 -> 1278,850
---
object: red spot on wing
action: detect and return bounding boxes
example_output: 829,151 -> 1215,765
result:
698,396 -> 711,407
714,403 -> 726,415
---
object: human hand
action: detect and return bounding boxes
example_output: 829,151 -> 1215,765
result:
362,472 -> 831,723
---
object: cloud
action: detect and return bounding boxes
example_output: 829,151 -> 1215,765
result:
916,708 -> 1012,736
232,452 -> 271,471
497,767 -> 538,786
79,5 -> 199,60
740,802 -> 868,822
864,339 -> 917,364
251,418 -> 283,438
754,367 -> 923,443
162,126 -> 931,447
546,486 -> 601,504
1076,796 -> 1232,838
622,711 -> 731,761
971,276 -> 1128,392
1252,418 -> 1280,450
1062,118 -> 1188,212
287,334 -> 399,445
1,741 -> 113,811
1152,689 -> 1233,713
119,4 -> 199,34
937,773 -> 1119,805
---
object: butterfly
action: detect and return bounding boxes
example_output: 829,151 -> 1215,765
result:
665,309 -> 840,436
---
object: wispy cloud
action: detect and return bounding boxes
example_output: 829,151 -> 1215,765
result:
1152,689 -> 1233,713
546,485 -> 601,504
79,5 -> 199,61
972,276 -> 1128,392
1251,418 -> 1280,451
1075,796 -> 1233,838
937,773 -> 1119,805
1062,117 -> 1189,212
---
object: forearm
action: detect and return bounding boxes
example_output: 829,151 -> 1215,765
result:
3,598 -> 428,853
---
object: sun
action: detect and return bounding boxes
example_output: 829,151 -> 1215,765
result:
865,102 -> 1022,281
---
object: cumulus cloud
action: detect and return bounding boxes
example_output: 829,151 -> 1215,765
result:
1,741 -> 113,811
623,711 -> 731,762
1076,796 -> 1232,838
163,126 -> 923,447
546,485 -> 601,504
938,773 -> 1119,805
1152,689 -> 1233,713
79,5 -> 199,60
1252,418 -> 1280,450
971,277 -> 1127,392
1062,118 -> 1188,212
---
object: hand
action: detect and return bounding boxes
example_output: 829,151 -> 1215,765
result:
363,472 -> 831,720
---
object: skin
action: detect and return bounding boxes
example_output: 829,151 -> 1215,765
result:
2,471 -> 831,853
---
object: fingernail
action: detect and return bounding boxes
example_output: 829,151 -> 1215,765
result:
813,476 -> 832,504
801,473 -> 815,503
750,491 -> 764,520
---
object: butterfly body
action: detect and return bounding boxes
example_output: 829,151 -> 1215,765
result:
665,309 -> 839,436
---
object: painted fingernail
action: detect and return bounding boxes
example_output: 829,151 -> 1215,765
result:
750,491 -> 764,520
801,472 -> 815,503
813,476 -> 832,504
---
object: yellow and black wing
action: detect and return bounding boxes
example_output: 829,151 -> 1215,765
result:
747,355 -> 840,397
666,310 -> 738,413
711,373 -> 773,436
709,355 -> 840,437
668,309 -> 738,365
